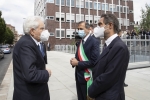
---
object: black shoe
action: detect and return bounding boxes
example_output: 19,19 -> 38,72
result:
124,83 -> 128,87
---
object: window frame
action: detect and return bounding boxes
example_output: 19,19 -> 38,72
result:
55,12 -> 65,22
66,29 -> 75,38
46,0 -> 54,3
55,0 -> 65,6
76,0 -> 84,8
66,0 -> 75,7
66,13 -> 75,22
85,1 -> 93,9
55,28 -> 65,38
93,2 -> 101,10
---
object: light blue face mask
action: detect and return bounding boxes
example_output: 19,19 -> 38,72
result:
78,30 -> 86,38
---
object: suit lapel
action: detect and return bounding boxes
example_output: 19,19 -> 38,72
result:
26,35 -> 45,62
83,35 -> 92,50
94,36 -> 120,65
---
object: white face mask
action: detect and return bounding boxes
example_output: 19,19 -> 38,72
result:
93,26 -> 105,38
40,30 -> 50,41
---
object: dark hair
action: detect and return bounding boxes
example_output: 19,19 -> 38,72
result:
118,29 -> 122,34
78,21 -> 90,29
89,24 -> 94,29
101,14 -> 119,33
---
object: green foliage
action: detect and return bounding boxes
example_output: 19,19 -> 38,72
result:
0,11 -> 2,17
0,10 -> 14,44
134,27 -> 140,35
0,11 -> 6,43
140,4 -> 150,31
3,27 -> 14,44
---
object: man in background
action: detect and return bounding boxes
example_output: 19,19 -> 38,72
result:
70,21 -> 100,100
89,24 -> 100,48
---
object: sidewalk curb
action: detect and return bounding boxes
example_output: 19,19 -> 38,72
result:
0,61 -> 13,100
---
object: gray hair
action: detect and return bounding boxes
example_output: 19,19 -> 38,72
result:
23,16 -> 44,35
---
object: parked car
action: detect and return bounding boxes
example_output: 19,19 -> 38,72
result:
0,49 -> 4,59
0,45 -> 11,54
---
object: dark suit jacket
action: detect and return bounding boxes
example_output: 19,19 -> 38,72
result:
75,35 -> 100,84
88,36 -> 129,100
13,34 -> 50,100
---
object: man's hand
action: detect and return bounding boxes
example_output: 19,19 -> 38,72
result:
46,67 -> 51,77
70,58 -> 79,66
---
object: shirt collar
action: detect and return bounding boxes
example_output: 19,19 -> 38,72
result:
84,33 -> 90,42
30,35 -> 40,46
105,34 -> 118,46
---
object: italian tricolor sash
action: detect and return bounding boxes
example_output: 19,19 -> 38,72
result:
78,40 -> 93,95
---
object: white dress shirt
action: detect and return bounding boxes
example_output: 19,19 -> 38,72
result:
83,33 -> 91,43
105,34 -> 118,47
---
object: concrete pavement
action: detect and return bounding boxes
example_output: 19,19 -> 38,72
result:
0,51 -> 150,100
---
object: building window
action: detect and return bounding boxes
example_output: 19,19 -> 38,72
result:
55,0 -> 65,6
109,4 -> 116,12
85,15 -> 93,24
55,29 -> 65,38
123,6 -> 128,13
118,18 -> 123,26
66,0 -> 74,7
123,19 -> 129,26
116,5 -> 123,12
102,3 -> 108,11
66,29 -> 75,38
94,2 -> 101,10
55,12 -> 65,22
66,13 -> 75,22
76,0 -> 84,8
46,0 -> 54,3
85,1 -> 93,9
76,14 -> 84,23
120,6 -> 123,13
94,16 -> 100,24
127,7 -> 129,13
106,3 -> 108,11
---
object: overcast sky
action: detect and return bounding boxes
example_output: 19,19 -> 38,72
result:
0,0 -> 150,34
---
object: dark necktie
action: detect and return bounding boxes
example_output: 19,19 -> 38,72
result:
38,43 -> 45,57
82,39 -> 84,44
103,43 -> 107,51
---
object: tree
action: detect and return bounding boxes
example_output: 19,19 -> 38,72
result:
0,11 -> 6,43
3,27 -> 14,44
140,4 -> 150,31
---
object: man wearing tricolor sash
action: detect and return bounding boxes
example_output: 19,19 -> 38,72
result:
70,21 -> 100,100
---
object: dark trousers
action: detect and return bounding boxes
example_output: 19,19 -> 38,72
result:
76,79 -> 87,100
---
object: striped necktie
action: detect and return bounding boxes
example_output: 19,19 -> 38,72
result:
38,43 -> 45,57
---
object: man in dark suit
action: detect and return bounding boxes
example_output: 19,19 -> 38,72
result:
70,21 -> 100,100
88,14 -> 129,100
90,24 -> 100,43
13,16 -> 51,100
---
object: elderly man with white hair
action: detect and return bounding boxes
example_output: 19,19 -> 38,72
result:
13,16 -> 51,100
